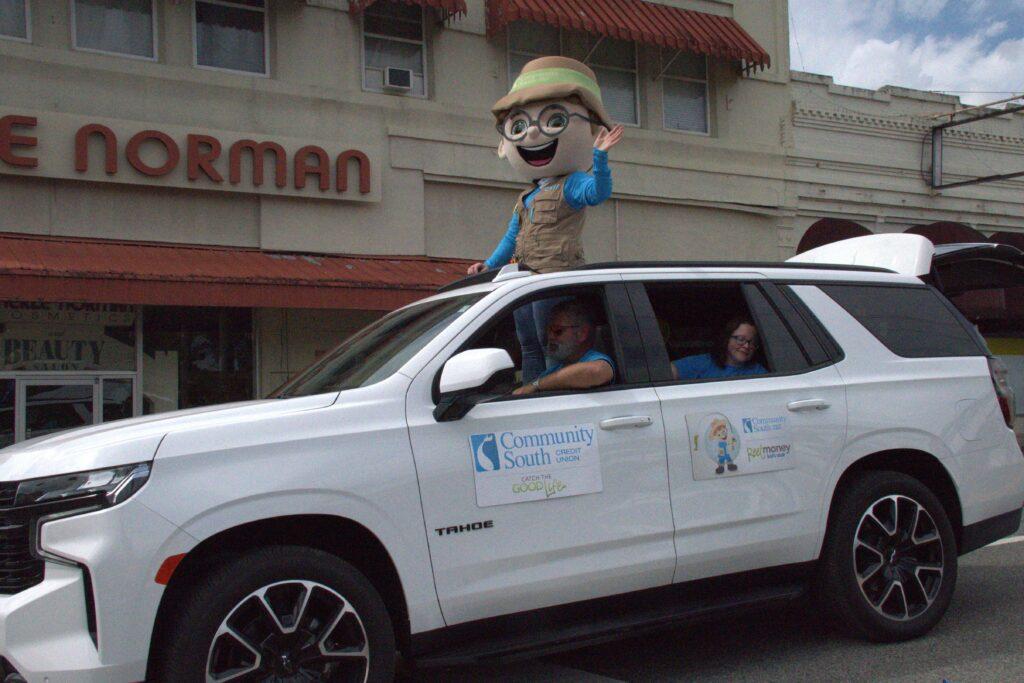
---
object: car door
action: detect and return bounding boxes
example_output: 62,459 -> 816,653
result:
405,279 -> 676,625
624,275 -> 848,583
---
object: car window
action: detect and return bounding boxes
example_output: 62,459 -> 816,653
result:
820,284 -> 986,358
639,281 -> 811,383
459,285 -> 621,398
275,293 -> 485,397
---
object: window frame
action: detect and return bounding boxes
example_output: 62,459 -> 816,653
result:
435,282 -> 647,404
70,0 -> 157,61
192,0 -> 269,78
0,0 -> 30,43
660,51 -> 710,137
506,24 -> 641,128
361,1 -> 428,99
627,278 -> 830,387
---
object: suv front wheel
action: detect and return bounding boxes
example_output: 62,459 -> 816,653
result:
817,470 -> 958,642
155,545 -> 396,682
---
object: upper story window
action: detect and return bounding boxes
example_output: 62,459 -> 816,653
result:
662,51 -> 709,135
0,0 -> 29,42
72,0 -> 155,59
362,1 -> 426,97
508,23 -> 639,126
194,0 -> 268,76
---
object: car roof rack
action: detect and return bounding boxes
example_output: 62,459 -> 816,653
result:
575,261 -> 894,273
436,260 -> 893,293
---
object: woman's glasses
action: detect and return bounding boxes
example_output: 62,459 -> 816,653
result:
730,335 -> 758,349
497,104 -> 601,142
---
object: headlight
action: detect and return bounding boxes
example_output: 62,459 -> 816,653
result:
14,462 -> 151,510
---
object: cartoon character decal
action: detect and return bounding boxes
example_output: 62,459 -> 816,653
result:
706,417 -> 740,474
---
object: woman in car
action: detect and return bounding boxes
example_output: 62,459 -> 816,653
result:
672,316 -> 767,380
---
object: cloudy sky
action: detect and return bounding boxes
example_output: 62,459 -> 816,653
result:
788,0 -> 1024,104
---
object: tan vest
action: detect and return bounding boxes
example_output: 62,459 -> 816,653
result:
512,176 -> 586,274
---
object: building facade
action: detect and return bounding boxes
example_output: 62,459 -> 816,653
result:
2,1 -> 1023,446
0,0 -> 791,445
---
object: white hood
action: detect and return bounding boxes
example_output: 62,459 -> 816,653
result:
0,393 -> 337,481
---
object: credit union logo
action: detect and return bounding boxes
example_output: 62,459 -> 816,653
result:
471,433 -> 500,473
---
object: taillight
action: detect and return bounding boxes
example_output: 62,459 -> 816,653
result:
988,357 -> 1016,429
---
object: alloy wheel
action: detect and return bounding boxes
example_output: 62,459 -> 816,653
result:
206,579 -> 370,682
852,494 -> 944,621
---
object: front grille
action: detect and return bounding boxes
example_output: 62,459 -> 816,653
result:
0,482 -> 44,594
0,482 -> 16,508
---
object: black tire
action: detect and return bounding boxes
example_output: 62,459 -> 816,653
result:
816,470 -> 958,642
153,545 -> 396,682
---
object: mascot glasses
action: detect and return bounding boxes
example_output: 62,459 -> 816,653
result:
497,104 -> 603,142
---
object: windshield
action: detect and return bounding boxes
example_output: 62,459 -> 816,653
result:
274,293 -> 485,397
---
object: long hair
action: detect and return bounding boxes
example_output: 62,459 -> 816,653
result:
711,316 -> 758,369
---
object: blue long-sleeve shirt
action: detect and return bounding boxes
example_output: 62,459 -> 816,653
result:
484,148 -> 612,269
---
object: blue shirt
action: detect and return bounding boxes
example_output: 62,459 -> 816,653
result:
484,149 -> 612,269
540,348 -> 615,380
672,353 -> 766,380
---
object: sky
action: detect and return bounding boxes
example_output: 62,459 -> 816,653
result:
788,0 -> 1024,104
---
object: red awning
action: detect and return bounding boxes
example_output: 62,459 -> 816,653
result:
486,0 -> 770,71
349,0 -> 467,17
0,233 -> 472,311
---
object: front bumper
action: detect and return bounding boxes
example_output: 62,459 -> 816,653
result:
0,498 -> 192,682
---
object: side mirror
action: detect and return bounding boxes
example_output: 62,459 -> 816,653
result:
434,349 -> 515,422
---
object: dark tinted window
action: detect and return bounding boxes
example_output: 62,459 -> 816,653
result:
821,285 -> 985,358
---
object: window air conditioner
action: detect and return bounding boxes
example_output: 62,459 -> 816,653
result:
384,67 -> 413,91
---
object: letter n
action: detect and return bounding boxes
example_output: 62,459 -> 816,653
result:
336,149 -> 371,194
74,124 -> 117,174
294,145 -> 329,191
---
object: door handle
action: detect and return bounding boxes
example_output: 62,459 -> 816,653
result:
600,416 -> 654,430
787,399 -> 830,412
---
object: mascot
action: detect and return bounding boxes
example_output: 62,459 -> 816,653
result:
467,56 -> 624,381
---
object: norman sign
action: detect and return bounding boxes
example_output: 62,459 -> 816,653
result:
0,109 -> 380,202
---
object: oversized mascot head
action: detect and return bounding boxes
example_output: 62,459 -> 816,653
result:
492,56 -> 612,180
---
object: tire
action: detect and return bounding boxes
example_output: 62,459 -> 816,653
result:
816,470 -> 958,642
153,545 -> 396,682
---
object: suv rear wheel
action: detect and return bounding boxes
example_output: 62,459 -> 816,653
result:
155,546 -> 396,682
817,470 -> 957,642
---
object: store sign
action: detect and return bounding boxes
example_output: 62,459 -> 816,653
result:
0,302 -> 136,326
0,109 -> 380,202
1,303 -> 136,372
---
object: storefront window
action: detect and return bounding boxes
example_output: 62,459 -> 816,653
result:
0,379 -> 13,449
0,302 -> 137,372
143,307 -> 253,414
103,378 -> 134,423
24,382 -> 94,442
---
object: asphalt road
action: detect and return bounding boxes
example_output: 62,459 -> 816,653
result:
416,522 -> 1024,682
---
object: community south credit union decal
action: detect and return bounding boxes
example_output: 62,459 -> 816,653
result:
686,410 -> 793,480
470,424 -> 602,507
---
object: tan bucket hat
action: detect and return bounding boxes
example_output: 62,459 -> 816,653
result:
492,56 -> 613,129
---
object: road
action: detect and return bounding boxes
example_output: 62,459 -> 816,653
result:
415,522 -> 1024,682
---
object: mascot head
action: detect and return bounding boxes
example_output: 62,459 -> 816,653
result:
492,56 -> 612,181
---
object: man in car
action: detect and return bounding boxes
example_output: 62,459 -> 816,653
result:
513,300 -> 614,395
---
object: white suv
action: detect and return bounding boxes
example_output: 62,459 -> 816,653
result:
0,236 -> 1021,682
